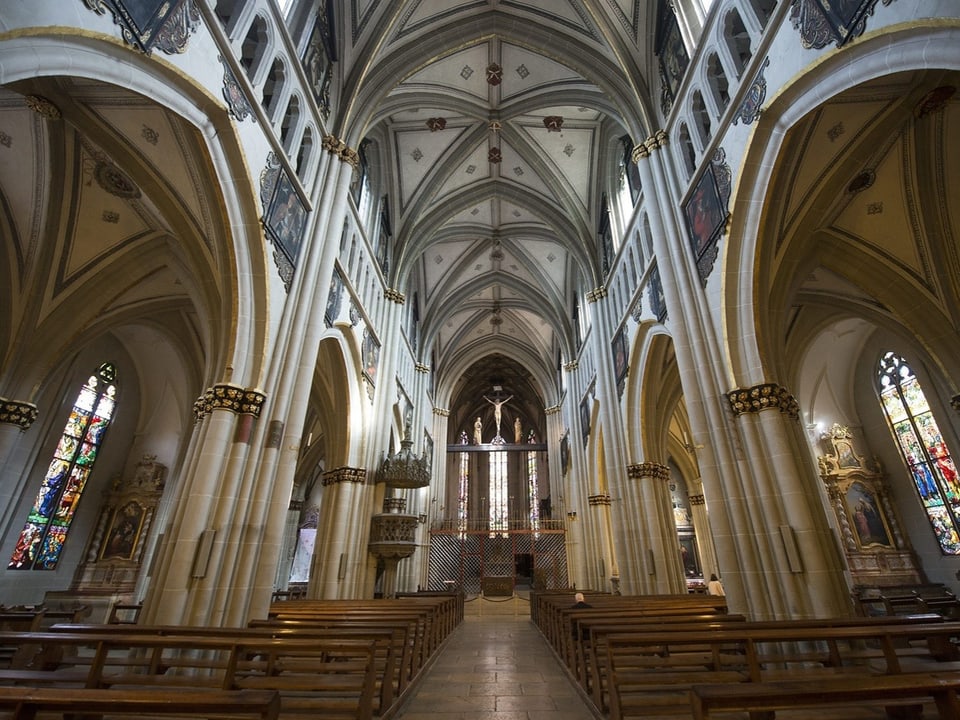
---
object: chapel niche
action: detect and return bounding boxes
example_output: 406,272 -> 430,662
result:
817,424 -> 922,590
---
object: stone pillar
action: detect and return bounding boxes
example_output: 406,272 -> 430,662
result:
311,466 -> 368,598
0,399 -> 39,533
688,490 -> 720,580
726,383 -> 850,618
627,462 -> 686,594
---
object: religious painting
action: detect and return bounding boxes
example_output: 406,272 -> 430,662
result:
612,326 -> 629,398
560,432 -> 570,475
100,500 -> 145,561
579,395 -> 591,447
264,171 -> 307,266
649,264 -> 667,322
845,481 -> 893,549
656,2 -> 689,113
790,0 -> 883,49
684,164 -> 727,261
302,1 -> 336,110
88,0 -> 184,53
325,267 -> 343,327
678,534 -> 701,578
376,197 -> 391,276
362,327 -> 380,387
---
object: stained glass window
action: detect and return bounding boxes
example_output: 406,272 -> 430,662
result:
489,436 -> 508,534
458,432 -> 469,538
527,430 -> 539,536
8,363 -> 117,570
877,351 -> 960,555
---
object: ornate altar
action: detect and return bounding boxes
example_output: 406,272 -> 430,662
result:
818,424 -> 921,588
47,455 -> 166,619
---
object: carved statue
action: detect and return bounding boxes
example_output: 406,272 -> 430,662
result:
483,394 -> 513,438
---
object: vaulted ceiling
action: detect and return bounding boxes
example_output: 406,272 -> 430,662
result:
333,0 -> 657,424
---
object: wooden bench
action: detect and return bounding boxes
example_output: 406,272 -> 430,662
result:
603,621 -> 960,720
0,631 -> 380,720
0,686 -> 280,720
690,672 -> 960,719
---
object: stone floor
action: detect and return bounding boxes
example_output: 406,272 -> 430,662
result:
394,610 -> 600,720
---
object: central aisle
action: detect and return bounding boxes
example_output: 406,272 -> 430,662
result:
395,611 -> 600,720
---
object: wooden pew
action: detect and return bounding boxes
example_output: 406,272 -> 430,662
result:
52,621 -> 404,714
690,672 -> 960,720
603,620 -> 960,720
0,686 -> 281,720
0,631 -> 380,720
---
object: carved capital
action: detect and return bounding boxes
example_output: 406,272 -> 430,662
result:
321,466 -> 367,486
322,134 -> 359,168
0,399 -> 39,429
627,462 -> 670,481
586,286 -> 607,302
688,493 -> 705,506
385,288 -> 406,304
588,493 -> 612,506
563,361 -> 579,372
544,404 -> 562,415
432,407 -> 450,416
193,384 -> 266,422
631,142 -> 650,162
415,363 -> 430,374
727,382 -> 799,418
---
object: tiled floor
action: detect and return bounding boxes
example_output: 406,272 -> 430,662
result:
394,613 -> 600,720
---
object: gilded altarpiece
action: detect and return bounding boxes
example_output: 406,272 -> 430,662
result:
818,424 -> 921,588
72,454 -> 166,594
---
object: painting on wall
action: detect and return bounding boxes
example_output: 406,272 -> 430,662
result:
264,170 -> 307,266
325,268 -> 343,327
100,500 -> 146,561
88,0 -> 187,53
845,480 -> 893,549
656,3 -> 689,113
612,326 -> 629,398
362,327 -> 380,388
684,164 -> 727,261
579,395 -> 591,447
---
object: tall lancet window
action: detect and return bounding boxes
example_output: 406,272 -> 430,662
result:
9,363 -> 118,570
457,431 -> 469,538
489,436 -> 508,534
877,351 -> 960,554
527,430 -> 539,535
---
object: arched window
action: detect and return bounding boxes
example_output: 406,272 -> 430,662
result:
296,126 -> 314,178
723,9 -> 753,77
240,15 -> 269,79
678,123 -> 696,177
706,53 -> 730,112
527,431 -> 539,535
489,437 -> 508,534
457,432 -> 469,538
877,351 -> 960,554
9,363 -> 118,570
262,57 -> 286,122
692,90 -> 712,146
280,94 -> 301,152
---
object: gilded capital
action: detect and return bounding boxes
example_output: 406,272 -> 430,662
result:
727,382 -> 799,418
627,462 -> 670,481
563,361 -> 579,372
588,493 -> 612,506
688,493 -> 705,506
385,288 -> 406,304
631,142 -> 650,162
193,384 -> 266,422
321,466 -> 367,486
586,286 -> 607,302
322,134 -> 360,168
0,398 -> 39,429
415,363 -> 430,373
433,407 -> 450,416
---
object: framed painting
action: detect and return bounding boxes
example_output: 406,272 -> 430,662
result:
325,268 -> 343,327
362,327 -> 380,387
579,395 -> 591,447
845,481 -> 893,549
264,171 -> 307,265
684,164 -> 727,261
656,4 -> 689,111
612,326 -> 628,398
100,500 -> 146,561
90,0 -> 184,53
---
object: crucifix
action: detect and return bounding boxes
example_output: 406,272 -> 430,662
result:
483,393 -> 513,440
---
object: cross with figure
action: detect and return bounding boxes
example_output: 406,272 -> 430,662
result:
483,394 -> 513,440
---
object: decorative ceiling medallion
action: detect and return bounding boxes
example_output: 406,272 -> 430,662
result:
734,57 -> 769,126
915,86 -> 956,118
426,117 -> 446,131
488,147 -> 502,163
489,120 -> 502,133
95,161 -> 141,199
24,95 -> 61,120
220,56 -> 253,122
543,116 -> 563,132
486,63 -> 503,85
847,169 -> 875,194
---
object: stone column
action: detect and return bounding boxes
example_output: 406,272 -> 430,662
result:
627,462 -> 686,594
310,466 -> 368,598
688,490 -> 720,580
0,399 -> 39,533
